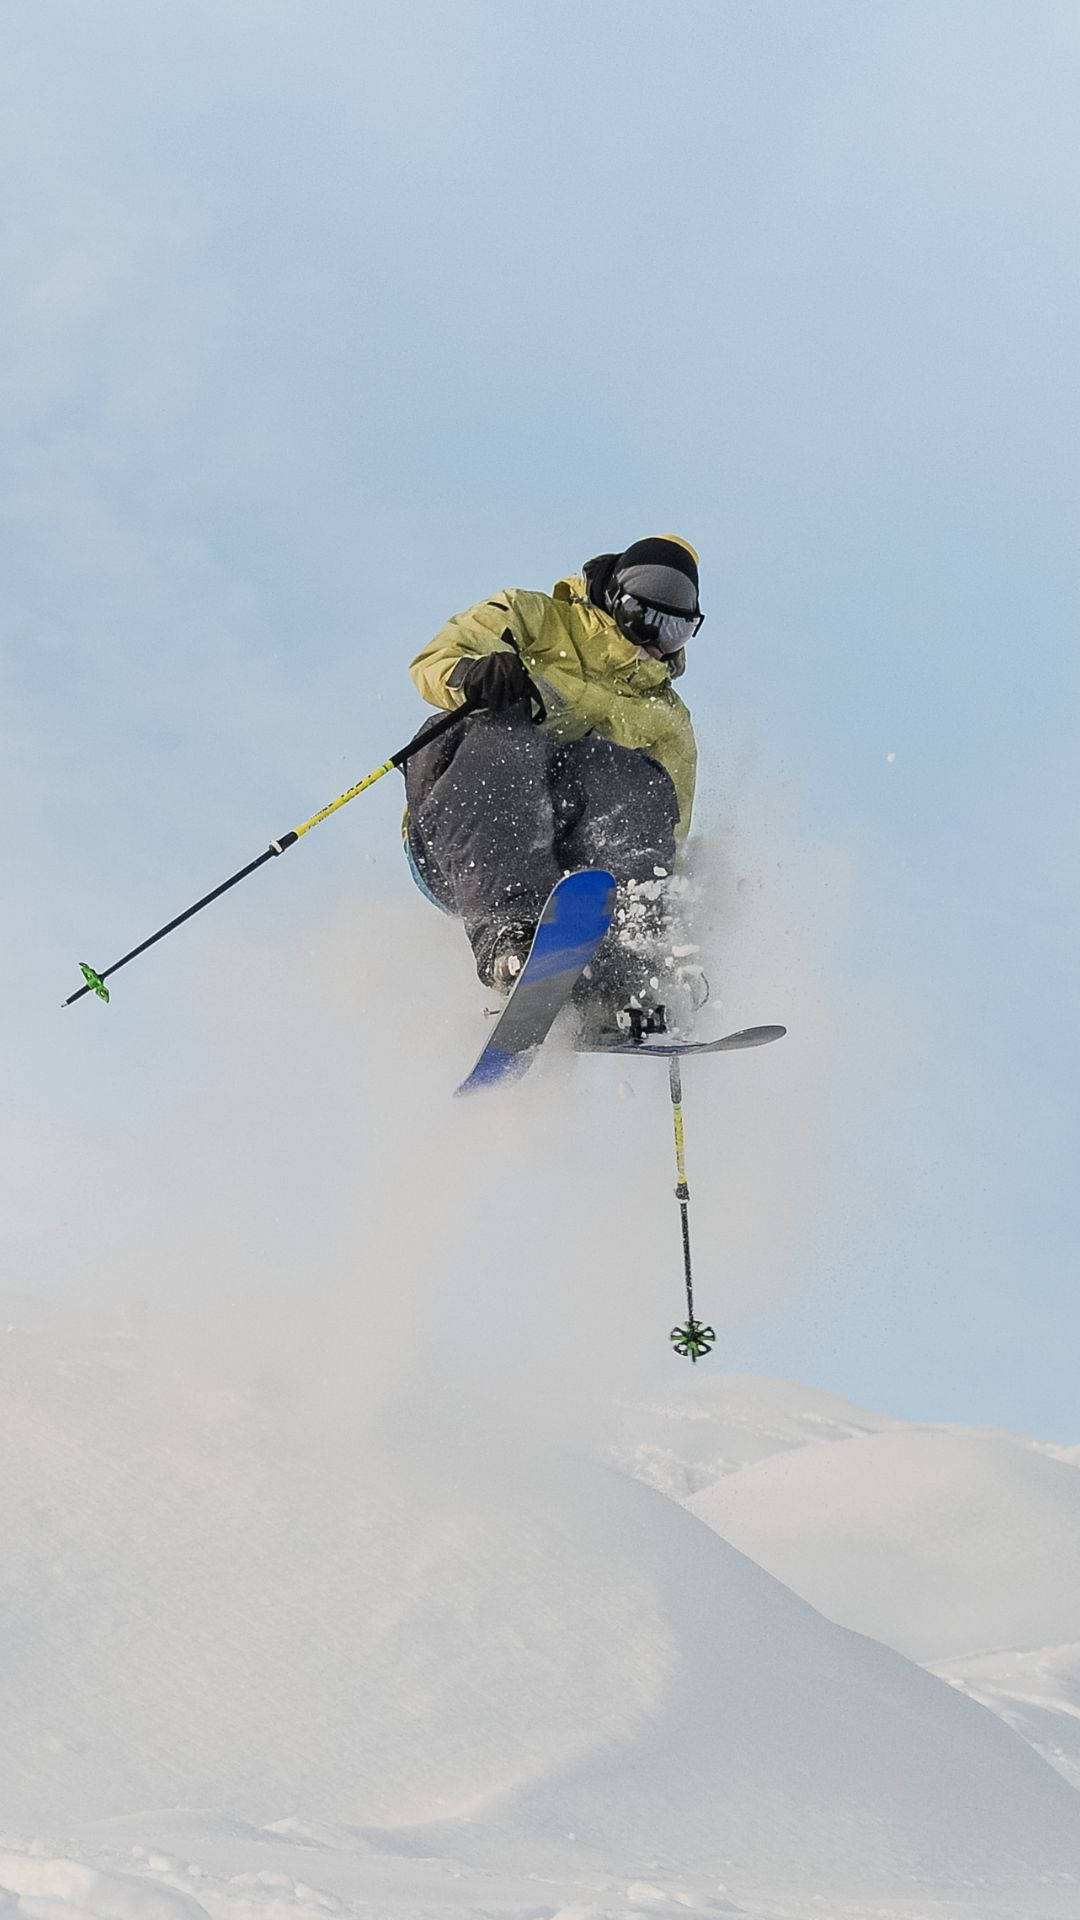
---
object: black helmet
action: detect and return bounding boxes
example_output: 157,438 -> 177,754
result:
592,535 -> 703,656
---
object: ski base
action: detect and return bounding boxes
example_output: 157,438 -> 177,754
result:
577,1022 -> 787,1058
455,868 -> 616,1095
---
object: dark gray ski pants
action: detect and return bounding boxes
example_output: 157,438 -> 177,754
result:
404,709 -> 679,941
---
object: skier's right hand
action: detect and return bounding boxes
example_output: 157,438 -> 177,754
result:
458,646 -> 542,717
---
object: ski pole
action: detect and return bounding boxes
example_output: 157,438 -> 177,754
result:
63,700 -> 476,1007
667,1055 -> 715,1362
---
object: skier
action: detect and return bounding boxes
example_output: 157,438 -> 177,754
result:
403,535 -> 704,1027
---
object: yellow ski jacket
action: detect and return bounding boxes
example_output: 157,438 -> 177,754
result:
409,571 -> 697,837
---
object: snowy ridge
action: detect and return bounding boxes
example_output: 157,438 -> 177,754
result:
604,1376 -> 901,1499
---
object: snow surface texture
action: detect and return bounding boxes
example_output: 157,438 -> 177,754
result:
1,1330 -> 1079,1920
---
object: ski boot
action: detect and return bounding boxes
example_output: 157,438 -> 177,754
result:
572,926 -> 669,1047
574,876 -> 709,1043
470,917 -> 536,994
617,876 -> 709,1035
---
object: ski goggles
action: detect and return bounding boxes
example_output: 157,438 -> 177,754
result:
609,590 -> 704,656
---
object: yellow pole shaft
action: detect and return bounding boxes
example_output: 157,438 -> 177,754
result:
671,1082 -> 688,1186
291,759 -> 395,839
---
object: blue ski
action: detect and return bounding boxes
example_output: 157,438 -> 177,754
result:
455,868 -> 616,1096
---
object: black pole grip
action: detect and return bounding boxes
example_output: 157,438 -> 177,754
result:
388,695 -> 479,771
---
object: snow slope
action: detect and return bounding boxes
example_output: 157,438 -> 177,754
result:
930,1643 -> 1080,1792
687,1425 -> 1080,1662
2,1326 -> 1079,1909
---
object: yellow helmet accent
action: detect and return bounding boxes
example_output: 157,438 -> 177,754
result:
658,534 -> 700,565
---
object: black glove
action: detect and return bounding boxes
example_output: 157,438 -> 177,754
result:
457,641 -> 542,716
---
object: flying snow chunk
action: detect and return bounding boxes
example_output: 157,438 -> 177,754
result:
887,752 -> 896,764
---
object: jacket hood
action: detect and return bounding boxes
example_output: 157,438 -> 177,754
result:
581,551 -> 620,610
553,565 -> 687,680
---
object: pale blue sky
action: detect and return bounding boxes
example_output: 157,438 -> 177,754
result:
3,2 -> 1077,1436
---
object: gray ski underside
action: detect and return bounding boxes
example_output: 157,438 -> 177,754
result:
579,1022 -> 787,1057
